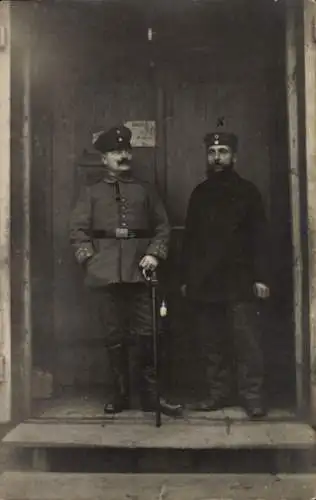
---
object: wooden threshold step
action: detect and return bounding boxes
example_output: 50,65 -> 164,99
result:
1,472 -> 315,500
2,421 -> 315,449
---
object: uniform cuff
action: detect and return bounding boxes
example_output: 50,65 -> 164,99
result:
147,241 -> 168,260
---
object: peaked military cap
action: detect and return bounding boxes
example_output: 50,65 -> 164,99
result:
93,125 -> 132,154
204,132 -> 238,152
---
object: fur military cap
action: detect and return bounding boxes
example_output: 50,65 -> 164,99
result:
204,132 -> 238,152
93,125 -> 132,154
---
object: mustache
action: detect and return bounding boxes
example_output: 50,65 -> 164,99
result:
118,158 -> 131,165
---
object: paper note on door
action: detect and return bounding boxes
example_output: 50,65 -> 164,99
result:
124,121 -> 156,147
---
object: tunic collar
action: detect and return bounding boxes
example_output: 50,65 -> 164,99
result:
103,171 -> 135,184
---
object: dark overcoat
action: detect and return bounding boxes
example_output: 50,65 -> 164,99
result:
182,170 -> 269,302
69,173 -> 170,287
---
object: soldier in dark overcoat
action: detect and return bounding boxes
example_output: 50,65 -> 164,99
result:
181,132 -> 270,418
69,124 -> 182,417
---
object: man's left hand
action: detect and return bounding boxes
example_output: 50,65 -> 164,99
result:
139,255 -> 159,273
254,282 -> 270,299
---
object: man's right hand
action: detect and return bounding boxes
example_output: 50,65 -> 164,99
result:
75,247 -> 94,265
254,282 -> 270,299
180,284 -> 187,297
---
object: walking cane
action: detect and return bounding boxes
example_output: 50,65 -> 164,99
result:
150,270 -> 162,428
143,268 -> 162,427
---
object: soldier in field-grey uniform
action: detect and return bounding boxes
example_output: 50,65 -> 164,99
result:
69,125 -> 182,417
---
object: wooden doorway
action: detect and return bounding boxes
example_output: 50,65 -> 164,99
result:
29,1 -> 295,415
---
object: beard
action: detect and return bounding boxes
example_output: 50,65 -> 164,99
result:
206,161 -> 234,177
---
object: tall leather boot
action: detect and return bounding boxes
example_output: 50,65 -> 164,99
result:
138,337 -> 183,417
104,344 -> 130,414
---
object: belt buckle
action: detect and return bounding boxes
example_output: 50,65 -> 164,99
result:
116,228 -> 129,239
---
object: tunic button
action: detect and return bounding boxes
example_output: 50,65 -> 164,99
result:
122,214 -> 126,218
122,222 -> 127,227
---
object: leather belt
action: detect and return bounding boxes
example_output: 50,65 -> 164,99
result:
92,229 -> 152,239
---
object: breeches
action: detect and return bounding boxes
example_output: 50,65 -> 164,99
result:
96,283 -> 153,347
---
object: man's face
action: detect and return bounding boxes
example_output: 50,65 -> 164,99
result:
206,144 -> 235,173
102,149 -> 132,174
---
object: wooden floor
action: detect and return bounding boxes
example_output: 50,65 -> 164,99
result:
30,396 -> 297,423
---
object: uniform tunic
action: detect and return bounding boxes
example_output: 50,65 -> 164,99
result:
69,174 -> 170,287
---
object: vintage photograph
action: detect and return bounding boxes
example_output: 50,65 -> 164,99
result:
0,0 -> 316,498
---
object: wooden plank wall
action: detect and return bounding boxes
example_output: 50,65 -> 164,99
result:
29,1 -> 295,403
30,31 -> 55,375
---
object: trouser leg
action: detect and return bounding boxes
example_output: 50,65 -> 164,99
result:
190,302 -> 231,410
204,303 -> 232,400
104,343 -> 130,414
97,285 -> 130,414
230,301 -> 266,417
98,285 -> 127,347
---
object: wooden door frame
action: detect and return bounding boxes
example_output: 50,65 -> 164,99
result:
285,0 -> 316,424
0,0 -> 12,423
8,0 -> 33,423
4,0 -> 316,424
302,0 -> 316,426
